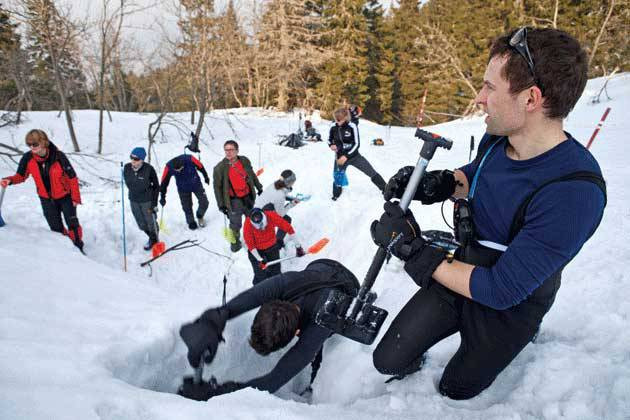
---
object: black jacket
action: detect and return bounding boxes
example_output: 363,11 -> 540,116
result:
123,162 -> 159,206
328,118 -> 360,159
224,259 -> 358,393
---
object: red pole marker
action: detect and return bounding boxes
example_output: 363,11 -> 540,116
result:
586,107 -> 611,150
263,237 -> 330,269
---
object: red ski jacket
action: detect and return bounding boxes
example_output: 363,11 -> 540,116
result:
243,210 -> 295,251
7,142 -> 81,204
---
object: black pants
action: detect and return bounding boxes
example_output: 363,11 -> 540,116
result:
247,244 -> 280,285
39,195 -> 82,245
373,277 -> 560,400
178,187 -> 209,224
333,153 -> 385,199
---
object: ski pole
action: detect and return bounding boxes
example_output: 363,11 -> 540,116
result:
263,238 -> 329,269
586,107 -> 611,150
120,162 -> 127,272
0,186 -> 6,227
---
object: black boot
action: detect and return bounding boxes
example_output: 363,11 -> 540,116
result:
188,221 -> 198,230
332,184 -> 342,201
371,174 -> 386,192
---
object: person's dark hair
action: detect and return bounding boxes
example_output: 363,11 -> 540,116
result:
224,140 -> 239,150
249,300 -> 300,355
489,27 -> 588,119
274,169 -> 296,190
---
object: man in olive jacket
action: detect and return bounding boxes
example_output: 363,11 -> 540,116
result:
213,140 -> 263,252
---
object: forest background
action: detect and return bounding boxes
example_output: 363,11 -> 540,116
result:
0,0 -> 627,152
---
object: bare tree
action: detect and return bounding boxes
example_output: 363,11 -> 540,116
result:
16,0 -> 86,152
588,0 -> 616,69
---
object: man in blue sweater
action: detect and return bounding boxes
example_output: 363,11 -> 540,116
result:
370,27 -> 606,400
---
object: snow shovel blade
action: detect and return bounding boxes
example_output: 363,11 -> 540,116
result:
307,238 -> 329,254
315,289 -> 388,345
222,227 -> 236,244
256,168 -> 264,177
152,241 -> 166,258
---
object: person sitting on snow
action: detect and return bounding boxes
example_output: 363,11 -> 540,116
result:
244,207 -> 305,285
178,259 -> 359,401
255,169 -> 301,248
123,147 -> 160,250
1,129 -> 84,252
304,120 -> 322,142
159,154 -> 210,230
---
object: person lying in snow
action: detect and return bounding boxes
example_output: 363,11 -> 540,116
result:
178,259 -> 359,401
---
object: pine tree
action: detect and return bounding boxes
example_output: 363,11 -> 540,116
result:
316,0 -> 371,115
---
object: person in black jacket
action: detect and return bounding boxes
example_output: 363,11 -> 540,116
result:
328,106 -> 385,201
123,147 -> 160,250
178,259 -> 359,401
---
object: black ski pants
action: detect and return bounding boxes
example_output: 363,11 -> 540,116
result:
130,200 -> 158,242
39,194 -> 82,244
333,153 -> 385,199
373,278 -> 560,400
247,244 -> 281,285
178,187 -> 209,225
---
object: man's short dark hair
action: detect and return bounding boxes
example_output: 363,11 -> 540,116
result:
489,28 -> 588,119
249,300 -> 300,355
224,140 -> 239,150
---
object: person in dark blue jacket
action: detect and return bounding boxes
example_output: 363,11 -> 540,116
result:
370,28 -> 606,400
160,154 -> 210,230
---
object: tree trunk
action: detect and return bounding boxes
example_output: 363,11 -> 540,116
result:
48,39 -> 80,152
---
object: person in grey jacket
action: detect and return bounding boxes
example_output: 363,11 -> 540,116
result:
123,147 -> 160,250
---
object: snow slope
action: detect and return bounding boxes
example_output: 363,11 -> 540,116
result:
1,74 -> 629,420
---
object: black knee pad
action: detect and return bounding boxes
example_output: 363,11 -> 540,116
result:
372,346 -> 403,375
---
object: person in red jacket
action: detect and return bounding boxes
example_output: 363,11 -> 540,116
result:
1,129 -> 84,252
243,207 -> 305,284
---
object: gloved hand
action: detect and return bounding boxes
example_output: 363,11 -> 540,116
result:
296,246 -> 305,257
370,202 -> 446,289
383,167 -> 456,204
370,201 -> 421,260
159,196 -> 166,207
219,206 -> 229,215
259,260 -> 267,270
179,307 -> 229,368
0,178 -> 9,188
178,376 -> 243,401
257,189 -> 263,196
204,177 -> 210,185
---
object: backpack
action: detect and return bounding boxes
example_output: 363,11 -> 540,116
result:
282,259 -> 360,302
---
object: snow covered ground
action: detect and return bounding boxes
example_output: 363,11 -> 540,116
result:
1,74 -> 629,420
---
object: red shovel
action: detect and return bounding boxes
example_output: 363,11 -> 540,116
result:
263,238 -> 330,269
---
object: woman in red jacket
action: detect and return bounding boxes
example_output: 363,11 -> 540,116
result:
1,129 -> 84,252
243,207 -> 304,284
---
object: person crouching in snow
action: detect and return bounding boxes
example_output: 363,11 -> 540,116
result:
244,207 -> 305,285
254,169 -> 300,248
1,129 -> 84,251
123,147 -> 160,250
159,154 -> 210,230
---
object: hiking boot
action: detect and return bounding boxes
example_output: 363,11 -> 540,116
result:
188,221 -> 198,230
197,217 -> 206,228
143,239 -> 152,251
230,241 -> 242,253
331,196 -> 339,201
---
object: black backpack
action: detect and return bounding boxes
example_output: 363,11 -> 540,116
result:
282,259 -> 360,302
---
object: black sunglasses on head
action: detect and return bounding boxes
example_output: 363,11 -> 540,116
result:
509,27 -> 543,91
130,156 -> 141,161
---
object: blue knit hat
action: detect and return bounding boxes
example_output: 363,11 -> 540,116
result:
130,147 -> 146,160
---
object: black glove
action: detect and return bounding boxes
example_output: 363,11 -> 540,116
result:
383,167 -> 456,204
296,246 -> 305,257
204,177 -> 210,185
178,376 -> 243,401
159,196 -> 166,207
257,189 -> 263,196
219,206 -> 229,215
179,307 -> 229,368
370,201 -> 421,260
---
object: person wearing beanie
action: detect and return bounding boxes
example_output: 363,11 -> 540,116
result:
1,129 -> 84,252
255,169 -> 301,248
304,120 -> 321,142
243,207 -> 305,285
123,147 -> 160,250
160,153 -> 210,230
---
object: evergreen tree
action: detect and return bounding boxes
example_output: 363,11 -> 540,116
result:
316,0 -> 371,115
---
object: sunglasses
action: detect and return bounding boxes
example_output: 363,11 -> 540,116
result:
509,27 -> 543,91
27,142 -> 40,148
224,148 -> 237,152
130,156 -> 141,161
